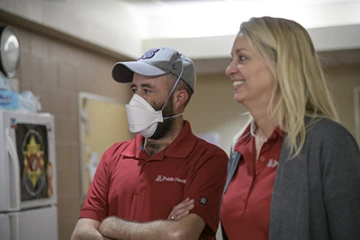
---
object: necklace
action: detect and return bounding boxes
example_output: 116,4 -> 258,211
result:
250,122 -> 257,137
252,124 -> 267,161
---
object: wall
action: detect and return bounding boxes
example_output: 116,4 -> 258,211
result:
184,73 -> 248,154
0,0 -> 146,58
4,23 -> 132,239
187,65 -> 360,156
326,64 -> 360,138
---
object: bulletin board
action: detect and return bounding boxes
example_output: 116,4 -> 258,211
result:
78,92 -> 134,204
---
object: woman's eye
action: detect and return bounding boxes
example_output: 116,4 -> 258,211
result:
239,56 -> 247,61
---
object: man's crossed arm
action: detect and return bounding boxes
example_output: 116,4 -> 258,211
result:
71,198 -> 201,240
99,213 -> 204,240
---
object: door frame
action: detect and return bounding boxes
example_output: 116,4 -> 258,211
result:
354,87 -> 360,145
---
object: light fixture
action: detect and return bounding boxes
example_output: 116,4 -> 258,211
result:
0,25 -> 20,78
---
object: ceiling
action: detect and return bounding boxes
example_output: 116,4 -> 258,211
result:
120,0 -> 360,74
123,0 -> 225,3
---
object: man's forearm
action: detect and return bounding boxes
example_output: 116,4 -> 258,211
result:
71,225 -> 102,240
71,218 -> 115,240
99,217 -> 175,240
72,226 -> 117,240
99,216 -> 201,240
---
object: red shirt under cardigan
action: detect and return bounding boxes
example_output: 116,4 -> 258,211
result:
221,125 -> 284,240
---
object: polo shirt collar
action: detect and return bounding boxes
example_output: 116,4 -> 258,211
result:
121,120 -> 197,159
120,134 -> 142,158
164,120 -> 197,158
235,123 -> 285,151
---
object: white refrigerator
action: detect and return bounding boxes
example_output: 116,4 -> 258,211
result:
0,110 -> 58,240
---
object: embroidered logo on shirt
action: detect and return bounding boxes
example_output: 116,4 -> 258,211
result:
155,175 -> 187,184
267,159 -> 279,168
199,197 -> 208,205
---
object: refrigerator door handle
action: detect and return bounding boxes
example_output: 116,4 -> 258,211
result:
6,128 -> 21,211
10,214 -> 20,240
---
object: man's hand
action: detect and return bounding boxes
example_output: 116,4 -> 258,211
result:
168,197 -> 195,221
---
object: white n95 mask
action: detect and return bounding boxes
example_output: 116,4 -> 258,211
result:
125,94 -> 163,138
126,59 -> 185,138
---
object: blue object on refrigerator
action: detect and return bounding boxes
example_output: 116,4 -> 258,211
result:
0,90 -> 19,110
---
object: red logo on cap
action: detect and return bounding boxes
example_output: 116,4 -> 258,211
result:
139,48 -> 160,60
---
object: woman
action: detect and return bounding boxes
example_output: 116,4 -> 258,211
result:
220,16 -> 360,240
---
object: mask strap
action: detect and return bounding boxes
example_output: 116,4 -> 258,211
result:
163,112 -> 183,120
161,53 -> 184,111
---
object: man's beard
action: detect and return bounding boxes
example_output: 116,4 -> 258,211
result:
150,96 -> 175,140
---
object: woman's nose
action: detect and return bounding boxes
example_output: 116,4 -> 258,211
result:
225,61 -> 237,77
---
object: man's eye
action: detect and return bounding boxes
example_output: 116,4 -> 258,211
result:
144,89 -> 151,94
131,89 -> 137,93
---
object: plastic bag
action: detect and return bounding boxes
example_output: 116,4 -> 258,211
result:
18,90 -> 42,113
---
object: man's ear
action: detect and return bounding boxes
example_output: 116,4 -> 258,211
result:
174,89 -> 189,109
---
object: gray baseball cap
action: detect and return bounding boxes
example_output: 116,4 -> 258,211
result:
112,47 -> 196,92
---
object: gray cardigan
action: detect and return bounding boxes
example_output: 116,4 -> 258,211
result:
221,118 -> 360,240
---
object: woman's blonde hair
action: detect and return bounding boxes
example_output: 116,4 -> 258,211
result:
238,16 -> 339,157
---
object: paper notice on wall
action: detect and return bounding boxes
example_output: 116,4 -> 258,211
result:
87,151 -> 99,182
196,132 -> 221,147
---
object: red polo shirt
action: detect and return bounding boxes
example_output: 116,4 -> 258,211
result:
220,124 -> 284,240
80,121 -> 228,239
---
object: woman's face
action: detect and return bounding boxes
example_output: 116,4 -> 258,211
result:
225,32 -> 277,109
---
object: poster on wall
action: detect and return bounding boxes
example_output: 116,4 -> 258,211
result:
78,92 -> 134,204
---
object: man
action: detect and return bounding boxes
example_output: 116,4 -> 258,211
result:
71,47 -> 228,240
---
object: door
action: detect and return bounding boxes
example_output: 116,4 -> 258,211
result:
0,206 -> 58,240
